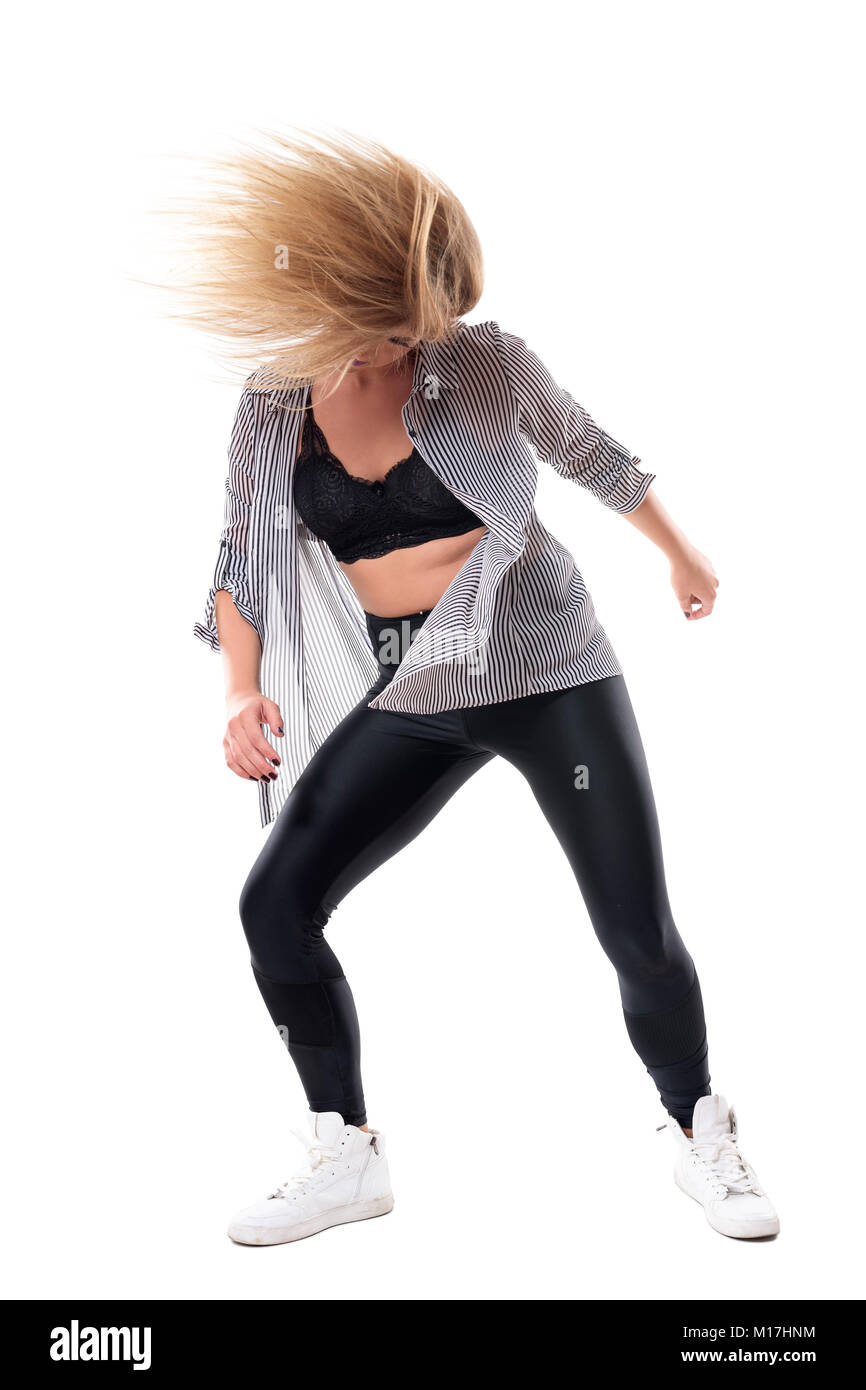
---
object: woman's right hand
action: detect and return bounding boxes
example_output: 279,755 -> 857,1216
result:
223,690 -> 285,782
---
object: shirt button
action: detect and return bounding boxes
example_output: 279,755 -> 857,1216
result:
407,428 -> 417,438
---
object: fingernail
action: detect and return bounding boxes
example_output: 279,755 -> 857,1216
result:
683,611 -> 690,619
249,776 -> 256,781
277,726 -> 285,735
271,758 -> 281,767
270,772 -> 278,780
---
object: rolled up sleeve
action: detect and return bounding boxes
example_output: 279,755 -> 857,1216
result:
193,386 -> 263,652
493,324 -> 655,514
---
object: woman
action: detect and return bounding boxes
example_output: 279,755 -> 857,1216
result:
186,130 -> 778,1244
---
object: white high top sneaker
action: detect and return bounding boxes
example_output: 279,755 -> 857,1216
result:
228,1112 -> 394,1246
667,1094 -> 779,1239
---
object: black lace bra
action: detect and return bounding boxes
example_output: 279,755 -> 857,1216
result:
293,407 -> 484,564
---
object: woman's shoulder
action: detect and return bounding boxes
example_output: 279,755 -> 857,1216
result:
455,318 -> 529,364
457,317 -> 502,342
447,318 -> 507,372
237,371 -> 308,424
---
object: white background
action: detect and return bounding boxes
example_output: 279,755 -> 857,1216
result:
3,0 -> 864,1301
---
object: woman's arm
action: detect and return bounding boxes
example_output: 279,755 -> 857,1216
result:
623,490 -> 719,620
215,589 -> 284,780
492,326 -> 656,514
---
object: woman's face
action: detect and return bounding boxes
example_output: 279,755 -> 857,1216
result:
351,326 -> 417,369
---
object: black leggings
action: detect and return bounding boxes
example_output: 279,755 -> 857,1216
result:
239,612 -> 711,1129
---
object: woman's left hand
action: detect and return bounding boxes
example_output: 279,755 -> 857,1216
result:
671,545 -> 719,620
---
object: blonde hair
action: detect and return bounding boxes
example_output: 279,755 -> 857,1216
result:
158,126 -> 483,392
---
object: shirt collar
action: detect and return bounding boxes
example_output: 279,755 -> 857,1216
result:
413,331 -> 461,396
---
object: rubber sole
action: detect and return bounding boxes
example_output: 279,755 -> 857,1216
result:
228,1193 -> 395,1246
674,1169 -> 779,1239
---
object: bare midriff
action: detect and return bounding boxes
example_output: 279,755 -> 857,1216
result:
338,526 -> 487,618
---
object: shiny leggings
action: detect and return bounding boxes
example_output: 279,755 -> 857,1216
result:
239,620 -> 711,1129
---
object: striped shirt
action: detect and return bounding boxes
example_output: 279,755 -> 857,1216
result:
194,319 -> 655,826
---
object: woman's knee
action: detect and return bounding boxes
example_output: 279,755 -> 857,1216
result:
591,904 -> 695,1011
238,859 -> 330,981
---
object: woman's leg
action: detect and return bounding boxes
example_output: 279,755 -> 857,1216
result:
238,688 -> 492,1126
466,675 -> 710,1127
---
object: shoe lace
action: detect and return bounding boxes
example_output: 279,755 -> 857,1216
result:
268,1129 -> 345,1201
694,1132 -> 759,1196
